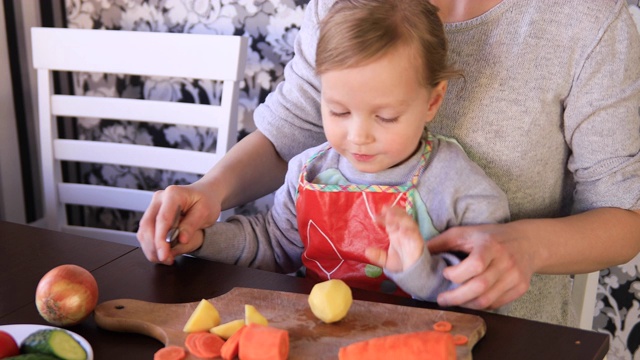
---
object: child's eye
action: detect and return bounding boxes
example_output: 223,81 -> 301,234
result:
377,115 -> 399,123
330,110 -> 350,117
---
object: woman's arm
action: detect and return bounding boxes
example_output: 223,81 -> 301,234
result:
200,130 -> 288,210
137,0 -> 330,264
521,208 -> 640,274
137,130 -> 287,264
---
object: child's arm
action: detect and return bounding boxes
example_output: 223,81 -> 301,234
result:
365,206 -> 461,301
373,136 -> 511,301
185,149 -> 317,274
188,211 -> 304,274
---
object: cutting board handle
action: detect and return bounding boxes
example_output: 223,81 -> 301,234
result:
94,298 -> 191,347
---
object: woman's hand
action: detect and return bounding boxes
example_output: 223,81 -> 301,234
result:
365,206 -> 425,273
367,208 -> 534,310
136,183 -> 220,265
428,209 -> 640,310
426,223 -> 534,310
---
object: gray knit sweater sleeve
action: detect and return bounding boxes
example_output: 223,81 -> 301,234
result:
564,2 -> 640,213
253,0 -> 329,161
190,146 -> 321,274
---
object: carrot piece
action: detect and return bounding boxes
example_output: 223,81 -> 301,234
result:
185,332 -> 210,358
154,345 -> 187,360
221,325 -> 246,360
433,320 -> 453,332
238,324 -> 289,360
339,330 -> 455,360
453,334 -> 469,346
195,332 -> 225,358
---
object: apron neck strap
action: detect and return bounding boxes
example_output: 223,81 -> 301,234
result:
299,131 -> 435,187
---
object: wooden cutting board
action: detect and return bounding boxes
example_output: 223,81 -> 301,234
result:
94,287 -> 485,359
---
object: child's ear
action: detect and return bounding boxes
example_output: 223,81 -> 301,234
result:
425,81 -> 447,122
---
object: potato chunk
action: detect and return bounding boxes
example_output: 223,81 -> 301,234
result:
308,279 -> 353,323
245,304 -> 269,326
210,319 -> 245,339
183,299 -> 221,332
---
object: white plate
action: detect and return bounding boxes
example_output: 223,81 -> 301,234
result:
0,324 -> 94,360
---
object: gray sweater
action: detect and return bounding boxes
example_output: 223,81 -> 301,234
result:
195,137 -> 510,301
251,0 -> 640,326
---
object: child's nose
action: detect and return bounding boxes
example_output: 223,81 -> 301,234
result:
347,117 -> 373,145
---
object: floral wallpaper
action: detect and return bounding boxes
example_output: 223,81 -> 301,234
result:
60,1 -> 640,359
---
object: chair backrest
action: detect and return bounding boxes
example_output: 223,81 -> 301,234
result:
571,271 -> 599,330
31,27 -> 248,246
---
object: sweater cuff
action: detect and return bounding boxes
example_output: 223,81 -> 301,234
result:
385,250 -> 459,302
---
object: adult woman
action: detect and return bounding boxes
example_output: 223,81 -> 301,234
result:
137,0 -> 640,326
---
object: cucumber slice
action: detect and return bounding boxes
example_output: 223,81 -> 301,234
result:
20,329 -> 87,360
4,354 -> 59,359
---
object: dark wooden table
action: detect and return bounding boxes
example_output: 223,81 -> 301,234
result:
0,220 -> 609,359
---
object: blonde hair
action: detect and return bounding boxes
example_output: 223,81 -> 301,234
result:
316,0 -> 460,88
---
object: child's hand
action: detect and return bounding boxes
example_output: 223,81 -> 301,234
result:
365,206 -> 424,273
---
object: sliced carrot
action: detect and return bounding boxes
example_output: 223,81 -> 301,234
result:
452,334 -> 469,346
185,332 -> 209,358
154,345 -> 187,360
238,324 -> 289,360
433,320 -> 453,332
195,332 -> 225,358
221,325 -> 246,360
339,330 -> 455,360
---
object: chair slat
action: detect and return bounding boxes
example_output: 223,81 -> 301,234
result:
572,272 -> 600,330
51,95 -> 226,128
58,183 -> 153,212
62,225 -> 139,247
32,27 -> 247,80
53,139 -> 218,175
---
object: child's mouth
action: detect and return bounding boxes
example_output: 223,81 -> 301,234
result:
352,153 -> 375,162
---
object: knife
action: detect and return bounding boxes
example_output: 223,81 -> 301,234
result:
165,206 -> 181,248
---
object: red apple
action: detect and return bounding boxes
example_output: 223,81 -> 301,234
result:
0,330 -> 19,358
35,264 -> 99,326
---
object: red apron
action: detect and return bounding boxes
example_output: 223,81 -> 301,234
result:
296,139 -> 432,296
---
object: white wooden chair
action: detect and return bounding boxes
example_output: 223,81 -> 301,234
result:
572,271 -> 600,330
31,27 -> 247,246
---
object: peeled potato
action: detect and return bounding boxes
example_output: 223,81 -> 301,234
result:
210,319 -> 245,339
245,304 -> 269,326
183,299 -> 221,332
308,279 -> 353,323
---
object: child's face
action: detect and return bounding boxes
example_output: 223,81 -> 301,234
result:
320,44 -> 446,173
